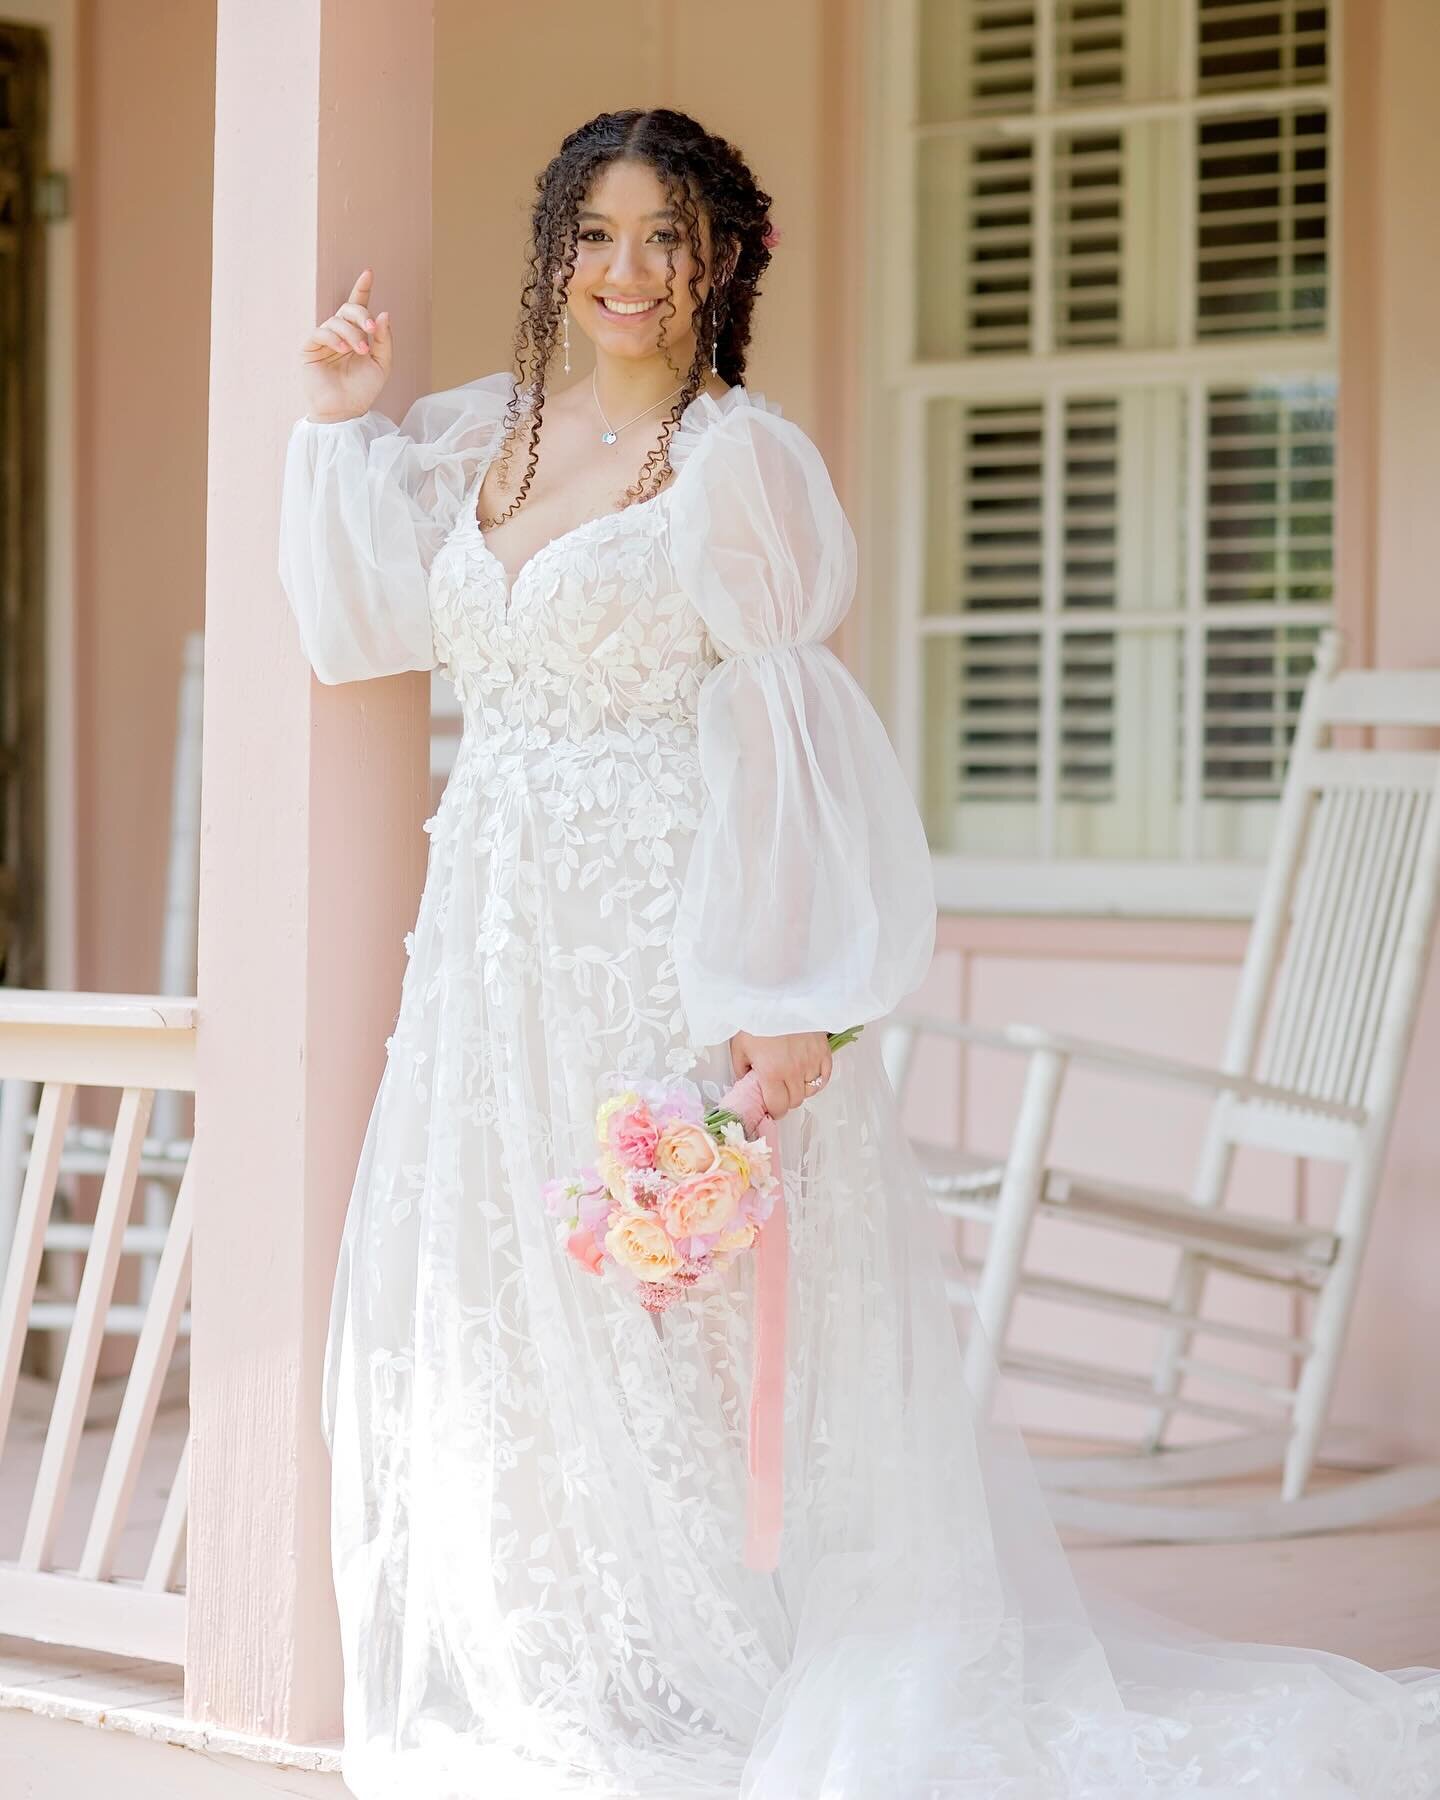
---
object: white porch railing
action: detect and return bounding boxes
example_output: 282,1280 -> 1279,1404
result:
0,991 -> 195,1665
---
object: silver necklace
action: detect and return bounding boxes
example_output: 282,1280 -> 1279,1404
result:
591,370 -> 685,445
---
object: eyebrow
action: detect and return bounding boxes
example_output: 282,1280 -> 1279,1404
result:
576,209 -> 678,222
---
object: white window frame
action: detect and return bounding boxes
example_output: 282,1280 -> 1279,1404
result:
864,0 -> 1342,919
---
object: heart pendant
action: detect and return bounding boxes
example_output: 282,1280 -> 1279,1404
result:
600,430 -> 618,445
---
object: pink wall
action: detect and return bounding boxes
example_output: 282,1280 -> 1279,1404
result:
74,0 -> 215,993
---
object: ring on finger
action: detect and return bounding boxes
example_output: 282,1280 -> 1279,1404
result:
805,1072 -> 825,1090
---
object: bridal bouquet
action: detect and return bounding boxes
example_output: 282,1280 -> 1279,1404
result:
544,1028 -> 862,1313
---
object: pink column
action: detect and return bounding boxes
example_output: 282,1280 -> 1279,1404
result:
1332,0 -> 1440,1457
189,0 -> 434,1741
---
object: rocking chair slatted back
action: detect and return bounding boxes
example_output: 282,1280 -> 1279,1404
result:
885,631 -> 1440,1536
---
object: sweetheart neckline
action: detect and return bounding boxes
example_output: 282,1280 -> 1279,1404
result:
462,459 -> 669,609
459,378 -> 749,606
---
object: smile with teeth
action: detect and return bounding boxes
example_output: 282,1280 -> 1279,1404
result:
597,296 -> 662,317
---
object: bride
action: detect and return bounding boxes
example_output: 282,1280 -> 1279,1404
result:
278,108 -> 1440,1799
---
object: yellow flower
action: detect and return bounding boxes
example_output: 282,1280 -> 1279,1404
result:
716,1143 -> 751,1189
595,1090 -> 639,1139
743,1136 -> 774,1193
596,1148 -> 629,1203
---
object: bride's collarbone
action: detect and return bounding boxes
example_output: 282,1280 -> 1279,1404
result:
476,437 -> 670,569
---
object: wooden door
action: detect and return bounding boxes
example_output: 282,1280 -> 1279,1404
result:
0,24 -> 47,988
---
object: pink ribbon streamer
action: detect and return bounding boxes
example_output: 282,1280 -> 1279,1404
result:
744,1113 -> 787,1572
713,1069 -> 788,1571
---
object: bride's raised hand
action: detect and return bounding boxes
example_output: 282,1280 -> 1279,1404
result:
300,267 -> 393,423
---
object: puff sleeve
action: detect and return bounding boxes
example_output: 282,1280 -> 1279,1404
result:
668,404 -> 937,1047
277,371 -> 515,684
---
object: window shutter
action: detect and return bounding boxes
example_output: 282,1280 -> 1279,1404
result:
903,0 -> 1336,897
1054,131 -> 1124,350
944,396 -> 1119,807
954,401 -> 1044,801
1055,0 -> 1126,103
1197,381 -> 1334,798
1195,107 -> 1329,337
1196,0 -> 1328,94
1061,397 -> 1119,801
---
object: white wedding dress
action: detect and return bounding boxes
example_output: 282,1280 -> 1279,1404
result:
279,375 -> 1440,1799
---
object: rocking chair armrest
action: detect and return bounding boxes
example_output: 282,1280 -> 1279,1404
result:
889,1012 -> 1367,1125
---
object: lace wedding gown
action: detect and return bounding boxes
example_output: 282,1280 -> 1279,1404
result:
279,376 -> 1440,1799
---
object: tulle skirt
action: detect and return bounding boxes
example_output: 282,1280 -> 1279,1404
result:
322,742 -> 1440,1799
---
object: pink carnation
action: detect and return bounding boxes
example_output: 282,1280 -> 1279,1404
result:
611,1104 -> 660,1169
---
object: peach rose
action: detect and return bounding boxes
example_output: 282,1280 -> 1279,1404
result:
655,1121 -> 720,1179
605,1211 -> 681,1279
713,1221 -> 757,1258
660,1168 -> 742,1239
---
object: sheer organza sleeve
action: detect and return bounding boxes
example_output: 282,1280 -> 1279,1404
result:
668,403 -> 937,1047
277,371 -> 515,685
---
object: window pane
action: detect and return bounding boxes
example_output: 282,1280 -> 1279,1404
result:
1055,0 -> 1127,104
918,0 -> 1037,125
1054,131 -> 1125,349
1194,623 -> 1323,804
918,137 -> 1035,358
1062,395 -> 1119,613
922,631 -> 1044,855
1197,0 -> 1328,95
1195,107 -> 1329,337
925,398 -> 1044,617
1202,380 -> 1335,611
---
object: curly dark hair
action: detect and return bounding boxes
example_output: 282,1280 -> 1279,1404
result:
479,108 -> 775,529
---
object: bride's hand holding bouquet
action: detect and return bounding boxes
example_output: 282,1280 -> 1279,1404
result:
543,1027 -> 862,1313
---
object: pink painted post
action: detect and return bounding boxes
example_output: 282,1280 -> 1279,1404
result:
190,0 -> 435,1742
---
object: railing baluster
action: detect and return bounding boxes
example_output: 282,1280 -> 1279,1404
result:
80,1163 -> 195,1581
0,1081 -> 76,1458
20,1086 -> 154,1571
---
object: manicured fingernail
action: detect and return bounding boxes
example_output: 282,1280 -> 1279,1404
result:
364,318 -> 375,331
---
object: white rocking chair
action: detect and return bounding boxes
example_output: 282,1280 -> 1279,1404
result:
885,630 -> 1440,1541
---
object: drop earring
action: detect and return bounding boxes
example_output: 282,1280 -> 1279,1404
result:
710,289 -> 723,376
562,302 -> 572,376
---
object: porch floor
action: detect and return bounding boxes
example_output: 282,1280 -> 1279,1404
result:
2,1397 -> 1436,1754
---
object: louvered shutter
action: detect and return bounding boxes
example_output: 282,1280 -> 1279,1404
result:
906,0 -> 1336,897
1196,382 -> 1333,799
